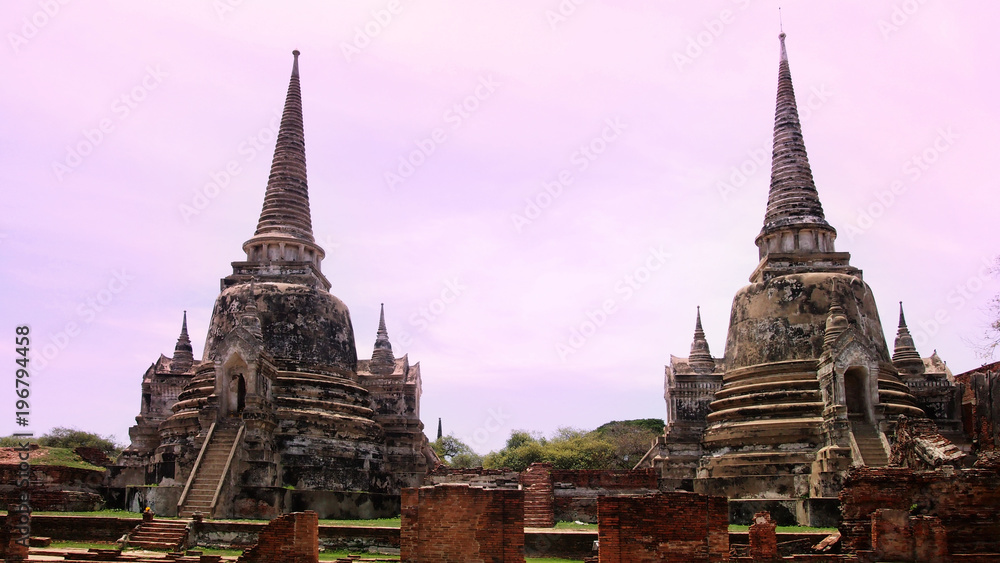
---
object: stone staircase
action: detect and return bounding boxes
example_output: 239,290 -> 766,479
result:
178,423 -> 243,518
127,518 -> 189,551
851,421 -> 889,466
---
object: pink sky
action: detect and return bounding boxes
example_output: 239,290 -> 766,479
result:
2,1 -> 998,454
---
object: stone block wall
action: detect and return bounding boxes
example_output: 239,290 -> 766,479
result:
424,466 -> 520,488
840,465 -> 1000,555
235,511 -> 318,563
401,484 -> 524,562
597,492 -> 728,563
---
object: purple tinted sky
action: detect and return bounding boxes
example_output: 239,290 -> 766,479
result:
2,1 -> 998,454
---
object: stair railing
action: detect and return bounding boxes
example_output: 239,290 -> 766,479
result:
178,422 -> 217,511
209,424 -> 245,518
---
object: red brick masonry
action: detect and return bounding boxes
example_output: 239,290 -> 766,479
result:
748,511 -> 777,561
840,465 -> 1000,556
597,492 -> 728,563
236,510 -> 318,563
401,483 -> 524,562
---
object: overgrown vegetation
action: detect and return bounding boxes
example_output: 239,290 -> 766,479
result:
0,427 -> 123,460
481,419 -> 663,472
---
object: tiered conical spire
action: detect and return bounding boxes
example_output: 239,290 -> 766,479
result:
171,311 -> 194,373
235,51 -> 328,289
370,304 -> 395,374
254,50 -> 314,242
761,32 -> 831,233
688,307 -> 715,372
755,32 -> 838,262
892,303 -> 924,373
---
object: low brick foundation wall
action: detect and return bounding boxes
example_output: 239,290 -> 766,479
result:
236,511 -> 318,563
401,484 -> 524,562
597,492 -> 728,562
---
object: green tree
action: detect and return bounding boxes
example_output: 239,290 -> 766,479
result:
431,434 -> 483,468
593,419 -> 664,470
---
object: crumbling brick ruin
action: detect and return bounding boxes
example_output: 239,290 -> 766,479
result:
748,511 -> 778,561
1,507 -> 29,563
839,464 -> 1000,556
235,511 -> 318,563
428,463 -> 659,526
401,483 -> 524,563
596,492 -> 729,563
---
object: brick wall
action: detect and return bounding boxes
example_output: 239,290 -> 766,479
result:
870,508 -> 948,563
840,465 -> 1000,555
748,511 -> 777,561
550,468 -> 658,489
2,507 -> 29,562
597,492 -> 728,563
236,511 -> 318,563
521,463 -> 554,528
401,484 -> 524,562
522,464 -> 659,525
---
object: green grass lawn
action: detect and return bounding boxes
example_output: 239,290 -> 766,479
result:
48,541 -> 582,562
729,524 -> 837,533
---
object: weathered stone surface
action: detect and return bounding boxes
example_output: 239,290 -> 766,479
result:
115,51 -> 431,519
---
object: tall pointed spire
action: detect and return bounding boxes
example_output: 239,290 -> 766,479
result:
688,306 -> 715,373
370,303 -> 395,374
761,31 -> 831,234
236,50 -> 329,290
255,50 -> 313,242
171,311 -> 194,373
893,302 -> 924,375
751,32 -> 856,283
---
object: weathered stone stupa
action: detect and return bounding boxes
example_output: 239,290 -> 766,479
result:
115,51 -> 433,519
638,33 -> 963,526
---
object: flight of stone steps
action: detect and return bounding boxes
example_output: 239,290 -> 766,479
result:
851,422 -> 889,466
127,518 -> 190,551
178,425 -> 242,518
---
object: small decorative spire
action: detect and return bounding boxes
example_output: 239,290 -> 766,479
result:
436,418 -> 443,441
824,291 -> 849,348
370,303 -> 395,374
171,311 -> 194,373
892,302 -> 924,374
688,306 -> 715,373
240,279 -> 263,338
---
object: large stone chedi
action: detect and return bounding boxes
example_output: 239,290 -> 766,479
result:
639,34 -> 961,526
117,51 -> 432,519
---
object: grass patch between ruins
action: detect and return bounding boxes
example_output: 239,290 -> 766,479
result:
9,446 -> 106,471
